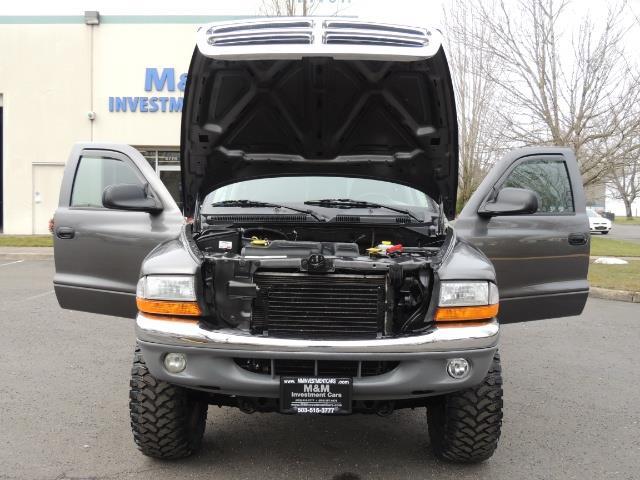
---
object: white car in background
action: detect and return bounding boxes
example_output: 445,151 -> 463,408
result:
587,208 -> 612,234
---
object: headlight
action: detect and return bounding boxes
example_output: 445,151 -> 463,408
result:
137,275 -> 197,301
435,281 -> 499,322
136,275 -> 201,316
439,281 -> 491,306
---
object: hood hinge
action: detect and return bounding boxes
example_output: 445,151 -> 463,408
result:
437,196 -> 446,235
193,194 -> 202,234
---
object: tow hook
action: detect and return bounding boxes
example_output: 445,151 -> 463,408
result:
376,401 -> 395,417
238,397 -> 256,414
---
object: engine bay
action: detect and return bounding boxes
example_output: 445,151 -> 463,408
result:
193,222 -> 446,339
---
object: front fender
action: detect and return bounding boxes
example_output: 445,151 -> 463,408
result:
437,236 -> 496,282
140,237 -> 200,276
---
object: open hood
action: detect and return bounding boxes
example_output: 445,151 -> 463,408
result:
180,18 -> 458,218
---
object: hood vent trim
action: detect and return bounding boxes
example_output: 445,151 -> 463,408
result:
323,21 -> 426,37
206,20 -> 314,47
323,21 -> 429,48
333,215 -> 413,224
198,17 -> 438,58
205,214 -> 310,223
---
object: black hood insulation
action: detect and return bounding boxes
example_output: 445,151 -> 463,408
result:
181,47 -> 458,217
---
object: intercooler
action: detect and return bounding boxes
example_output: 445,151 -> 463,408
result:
251,272 -> 387,339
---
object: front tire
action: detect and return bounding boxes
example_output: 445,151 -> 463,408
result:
129,346 -> 208,459
427,352 -> 503,463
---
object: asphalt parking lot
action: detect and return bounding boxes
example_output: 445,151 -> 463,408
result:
1,258 -> 639,480
607,223 -> 640,243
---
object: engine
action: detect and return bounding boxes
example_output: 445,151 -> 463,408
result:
195,224 -> 444,339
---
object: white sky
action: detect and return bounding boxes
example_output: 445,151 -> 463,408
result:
0,0 -> 638,55
0,0 -> 443,27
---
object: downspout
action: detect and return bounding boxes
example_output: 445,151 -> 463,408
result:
84,11 -> 100,140
90,23 -> 94,140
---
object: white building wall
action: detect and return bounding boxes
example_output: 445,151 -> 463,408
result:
0,23 -> 92,233
0,16 -> 238,234
91,23 -> 194,145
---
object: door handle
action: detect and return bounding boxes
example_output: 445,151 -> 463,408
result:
56,227 -> 75,239
568,233 -> 587,246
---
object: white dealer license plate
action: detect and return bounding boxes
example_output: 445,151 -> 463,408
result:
280,377 -> 353,414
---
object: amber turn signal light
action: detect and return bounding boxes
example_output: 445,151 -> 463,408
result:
434,303 -> 499,322
136,298 -> 202,317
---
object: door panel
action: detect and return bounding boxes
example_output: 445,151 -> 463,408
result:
455,147 -> 589,323
53,143 -> 184,318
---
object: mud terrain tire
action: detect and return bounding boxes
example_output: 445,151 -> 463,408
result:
427,352 -> 503,463
129,346 -> 207,459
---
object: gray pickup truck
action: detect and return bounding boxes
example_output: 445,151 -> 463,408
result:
53,18 -> 590,463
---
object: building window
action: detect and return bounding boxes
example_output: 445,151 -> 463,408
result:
137,148 -> 182,210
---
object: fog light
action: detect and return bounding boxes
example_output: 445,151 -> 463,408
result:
164,353 -> 187,373
447,358 -> 470,379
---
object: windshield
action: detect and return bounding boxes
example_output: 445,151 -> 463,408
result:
205,177 -> 438,210
587,209 -> 602,218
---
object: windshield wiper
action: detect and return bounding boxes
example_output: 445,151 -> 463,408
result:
210,200 -> 324,221
304,198 -> 422,223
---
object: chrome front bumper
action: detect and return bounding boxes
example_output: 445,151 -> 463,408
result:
135,313 -> 500,357
135,314 -> 500,399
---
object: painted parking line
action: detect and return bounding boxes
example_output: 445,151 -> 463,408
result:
24,290 -> 55,301
0,260 -> 25,267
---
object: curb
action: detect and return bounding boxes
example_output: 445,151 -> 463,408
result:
0,253 -> 54,261
590,256 -> 640,261
589,287 -> 640,303
0,249 -> 54,261
590,256 -> 640,262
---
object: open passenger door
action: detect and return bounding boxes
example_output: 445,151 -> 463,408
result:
53,143 -> 184,318
455,147 -> 590,324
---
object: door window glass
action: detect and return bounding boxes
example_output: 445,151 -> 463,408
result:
71,156 -> 142,207
501,159 -> 574,214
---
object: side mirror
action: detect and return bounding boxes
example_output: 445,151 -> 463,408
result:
102,183 -> 163,213
478,187 -> 538,217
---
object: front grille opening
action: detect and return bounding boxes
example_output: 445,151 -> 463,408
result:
234,358 -> 399,377
252,272 -> 387,339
